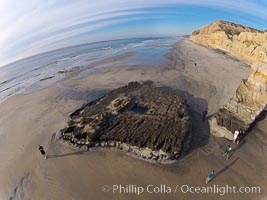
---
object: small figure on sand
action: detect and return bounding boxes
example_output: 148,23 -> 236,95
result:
223,145 -> 232,160
38,145 -> 47,159
202,110 -> 207,121
194,63 -> 197,67
205,170 -> 215,184
233,129 -> 240,144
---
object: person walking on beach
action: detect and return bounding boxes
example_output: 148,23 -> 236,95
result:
233,130 -> 240,144
202,110 -> 207,121
223,145 -> 232,160
38,145 -> 47,159
205,170 -> 215,184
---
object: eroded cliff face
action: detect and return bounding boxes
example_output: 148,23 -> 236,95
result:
59,82 -> 190,162
190,20 -> 267,139
210,62 -> 267,139
190,20 -> 267,64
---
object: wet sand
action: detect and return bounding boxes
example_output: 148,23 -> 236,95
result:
0,39 -> 266,200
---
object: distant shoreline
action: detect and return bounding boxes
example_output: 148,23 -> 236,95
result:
0,36 -> 186,69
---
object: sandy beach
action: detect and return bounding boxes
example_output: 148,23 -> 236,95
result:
1,39 -> 266,200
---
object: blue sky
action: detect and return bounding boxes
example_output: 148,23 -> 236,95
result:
0,0 -> 267,67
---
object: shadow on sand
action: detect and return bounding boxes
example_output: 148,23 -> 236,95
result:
246,110 -> 267,136
47,151 -> 88,159
228,139 -> 246,159
215,157 -> 239,179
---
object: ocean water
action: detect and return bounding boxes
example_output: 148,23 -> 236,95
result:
0,37 -> 183,102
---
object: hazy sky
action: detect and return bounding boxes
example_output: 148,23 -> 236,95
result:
0,0 -> 267,67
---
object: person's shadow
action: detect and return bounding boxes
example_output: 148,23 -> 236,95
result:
47,151 -> 88,159
215,157 -> 239,179
228,139 -> 246,159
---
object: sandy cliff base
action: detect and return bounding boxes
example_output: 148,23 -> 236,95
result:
0,39 -> 266,200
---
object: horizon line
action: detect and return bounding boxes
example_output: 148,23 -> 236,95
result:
0,35 -> 188,69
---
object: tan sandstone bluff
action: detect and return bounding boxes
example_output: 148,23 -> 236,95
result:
190,20 -> 267,139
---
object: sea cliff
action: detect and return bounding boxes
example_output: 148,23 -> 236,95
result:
190,20 -> 267,64
190,20 -> 267,139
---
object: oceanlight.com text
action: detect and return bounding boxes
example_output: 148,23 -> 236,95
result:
101,184 -> 261,196
179,184 -> 261,195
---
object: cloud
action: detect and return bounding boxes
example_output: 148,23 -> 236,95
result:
0,0 -> 266,67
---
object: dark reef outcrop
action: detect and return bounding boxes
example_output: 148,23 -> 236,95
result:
59,82 -> 190,162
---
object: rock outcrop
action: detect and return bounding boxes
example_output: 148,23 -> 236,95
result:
59,82 -> 190,162
210,62 -> 267,139
190,20 -> 267,64
190,20 -> 267,139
